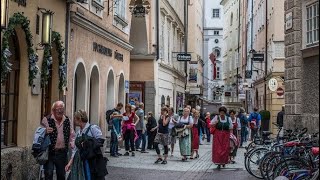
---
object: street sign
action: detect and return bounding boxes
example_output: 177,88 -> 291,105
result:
285,12 -> 293,30
239,93 -> 246,100
224,92 -> 231,96
245,70 -> 252,79
268,78 -> 278,91
125,80 -> 129,93
252,53 -> 264,61
177,53 -> 192,61
276,87 -> 284,97
189,87 -> 201,95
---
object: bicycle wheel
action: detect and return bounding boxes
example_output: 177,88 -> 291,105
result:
272,158 -> 309,179
310,169 -> 319,180
245,146 -> 262,173
259,151 -> 281,179
247,147 -> 269,179
265,152 -> 283,180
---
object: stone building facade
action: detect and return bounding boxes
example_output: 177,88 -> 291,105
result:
66,1 -> 133,136
1,0 -> 68,179
284,0 -> 319,133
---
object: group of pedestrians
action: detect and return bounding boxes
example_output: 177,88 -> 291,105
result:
35,98 -> 271,179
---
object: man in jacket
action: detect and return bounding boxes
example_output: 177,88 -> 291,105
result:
135,103 -> 147,153
41,101 -> 75,180
238,108 -> 248,147
277,105 -> 285,127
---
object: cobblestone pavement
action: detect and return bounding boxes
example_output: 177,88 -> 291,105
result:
104,141 -> 258,180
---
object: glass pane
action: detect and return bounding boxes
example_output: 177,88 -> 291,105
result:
307,32 -> 310,44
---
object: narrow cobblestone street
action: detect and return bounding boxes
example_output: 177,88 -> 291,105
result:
105,142 -> 257,180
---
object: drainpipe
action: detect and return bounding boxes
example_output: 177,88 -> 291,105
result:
184,0 -> 188,104
236,0 -> 241,103
264,0 -> 268,110
156,0 -> 159,60
64,1 -> 71,103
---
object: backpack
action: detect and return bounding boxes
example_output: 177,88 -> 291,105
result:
250,113 -> 258,129
106,109 -> 115,131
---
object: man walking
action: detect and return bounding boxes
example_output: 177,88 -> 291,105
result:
238,108 -> 248,147
135,102 -> 148,153
248,107 -> 261,140
41,101 -> 75,180
109,103 -> 124,157
277,105 -> 285,128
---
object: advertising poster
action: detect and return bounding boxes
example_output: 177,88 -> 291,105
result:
128,92 -> 141,105
189,61 -> 198,83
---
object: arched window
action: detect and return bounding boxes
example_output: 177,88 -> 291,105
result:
161,95 -> 165,107
166,96 -> 170,106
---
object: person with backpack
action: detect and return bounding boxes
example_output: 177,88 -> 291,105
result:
65,110 -> 107,180
248,107 -> 262,141
106,103 -> 123,157
238,108 -> 248,147
41,101 -> 75,180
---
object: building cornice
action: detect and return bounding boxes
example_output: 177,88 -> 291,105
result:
159,62 -> 185,80
130,54 -> 156,60
70,12 -> 134,51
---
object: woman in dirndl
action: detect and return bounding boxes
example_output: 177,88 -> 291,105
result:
229,109 -> 240,163
210,106 -> 233,169
177,107 -> 194,161
153,107 -> 171,164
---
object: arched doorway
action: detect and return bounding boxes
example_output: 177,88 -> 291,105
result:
118,74 -> 125,104
106,70 -> 115,110
74,63 -> 86,113
1,31 -> 20,147
89,66 -> 99,125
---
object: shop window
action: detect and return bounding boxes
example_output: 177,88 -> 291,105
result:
161,95 -> 165,107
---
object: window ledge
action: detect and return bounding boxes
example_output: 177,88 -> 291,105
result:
92,0 -> 104,11
301,45 -> 319,59
114,14 -> 128,27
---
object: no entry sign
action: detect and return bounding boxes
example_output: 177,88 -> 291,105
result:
276,87 -> 284,97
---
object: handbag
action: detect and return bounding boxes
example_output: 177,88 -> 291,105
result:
210,126 -> 216,135
36,148 -> 49,165
177,127 -> 189,138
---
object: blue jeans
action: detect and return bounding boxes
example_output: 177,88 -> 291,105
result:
205,127 -> 211,142
135,130 -> 146,151
240,127 -> 247,146
110,131 -> 119,155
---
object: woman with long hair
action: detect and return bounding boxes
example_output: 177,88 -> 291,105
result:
146,111 -> 157,150
210,106 -> 233,169
190,110 -> 200,159
153,107 -> 170,164
122,104 -> 139,156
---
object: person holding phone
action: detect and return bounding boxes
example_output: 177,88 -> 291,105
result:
122,104 -> 139,156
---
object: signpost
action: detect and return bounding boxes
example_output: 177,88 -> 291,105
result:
268,78 -> 278,92
177,53 -> 192,61
252,53 -> 264,62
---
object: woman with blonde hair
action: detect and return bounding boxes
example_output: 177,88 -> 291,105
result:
177,108 -> 194,161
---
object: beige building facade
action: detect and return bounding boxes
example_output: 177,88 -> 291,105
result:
249,0 -> 285,133
66,1 -> 133,136
1,0 -> 68,178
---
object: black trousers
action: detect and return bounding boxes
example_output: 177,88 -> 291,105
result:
147,131 -> 157,149
154,142 -> 168,155
44,149 -> 68,180
124,129 -> 135,151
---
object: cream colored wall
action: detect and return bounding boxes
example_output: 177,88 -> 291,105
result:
6,0 -> 66,147
66,24 -> 130,136
130,60 -> 154,81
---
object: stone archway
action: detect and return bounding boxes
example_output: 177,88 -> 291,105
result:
89,66 -> 99,125
74,63 -> 86,112
106,70 -> 115,110
118,73 -> 125,104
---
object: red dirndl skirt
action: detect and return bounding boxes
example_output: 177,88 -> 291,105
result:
212,130 -> 230,164
191,126 -> 199,150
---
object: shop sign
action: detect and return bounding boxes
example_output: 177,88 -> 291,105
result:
224,92 -> 231,96
12,0 -> 26,7
115,51 -> 124,62
177,53 -> 192,61
268,78 -> 278,92
189,87 -> 201,95
125,80 -> 129,93
93,42 -> 112,57
285,12 -> 293,30
238,93 -> 246,100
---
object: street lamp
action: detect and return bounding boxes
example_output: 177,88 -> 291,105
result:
41,10 -> 54,45
1,0 -> 8,30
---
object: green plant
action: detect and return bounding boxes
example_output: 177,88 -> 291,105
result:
259,110 -> 271,120
1,12 -> 39,86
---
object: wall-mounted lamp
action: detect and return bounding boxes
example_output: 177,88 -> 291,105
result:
40,9 -> 54,45
1,0 -> 9,30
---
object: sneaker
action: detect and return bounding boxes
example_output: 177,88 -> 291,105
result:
131,152 -> 135,156
124,152 -> 130,156
155,158 -> 163,164
161,160 -> 167,164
